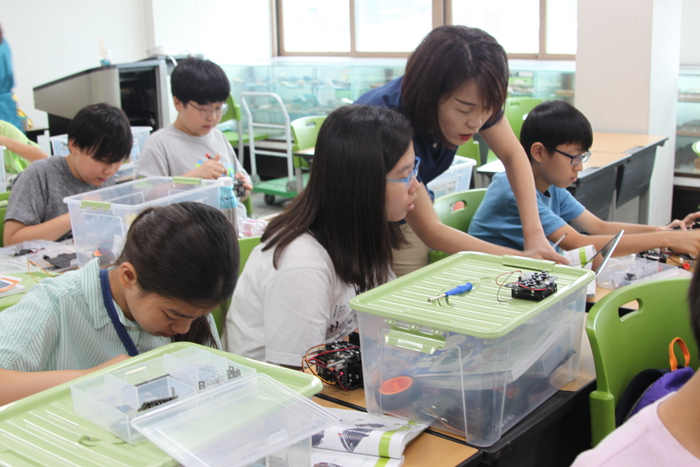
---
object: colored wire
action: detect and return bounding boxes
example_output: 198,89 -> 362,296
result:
302,344 -> 360,391
27,259 -> 59,283
495,270 -> 521,303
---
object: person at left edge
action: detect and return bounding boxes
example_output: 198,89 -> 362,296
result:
0,23 -> 23,132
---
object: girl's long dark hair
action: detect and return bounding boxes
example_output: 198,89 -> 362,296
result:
115,202 -> 239,348
262,105 -> 413,293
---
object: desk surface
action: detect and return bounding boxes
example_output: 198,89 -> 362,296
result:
590,132 -> 666,154
0,271 -> 52,311
477,150 -> 630,176
314,396 -> 481,467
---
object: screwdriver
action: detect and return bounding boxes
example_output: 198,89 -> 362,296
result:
427,282 -> 473,302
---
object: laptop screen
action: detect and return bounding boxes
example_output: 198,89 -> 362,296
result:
582,230 -> 624,276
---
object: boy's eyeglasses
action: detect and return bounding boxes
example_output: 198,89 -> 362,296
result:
188,102 -> 229,119
550,148 -> 592,166
386,156 -> 421,189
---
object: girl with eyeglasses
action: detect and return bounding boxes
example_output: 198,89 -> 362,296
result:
225,105 -> 530,367
357,25 -> 567,276
224,105 -> 421,367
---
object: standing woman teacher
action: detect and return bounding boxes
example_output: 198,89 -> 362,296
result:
0,23 -> 22,131
357,25 -> 565,275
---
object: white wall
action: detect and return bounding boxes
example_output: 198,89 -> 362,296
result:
2,0 -> 273,129
681,0 -> 700,65
3,0 -> 150,129
576,0 -> 682,226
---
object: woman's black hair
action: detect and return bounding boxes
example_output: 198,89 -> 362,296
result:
0,23 -> 4,44
170,57 -> 230,105
402,25 -> 509,147
67,103 -> 133,164
520,100 -> 593,161
262,105 -> 412,293
115,201 -> 239,348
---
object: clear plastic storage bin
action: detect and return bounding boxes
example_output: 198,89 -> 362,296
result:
131,373 -> 338,467
49,134 -> 69,156
426,156 -> 476,199
596,255 -> 689,289
63,176 -> 221,268
71,347 -> 256,444
351,252 -> 594,447
129,126 -> 152,165
0,343 -> 324,467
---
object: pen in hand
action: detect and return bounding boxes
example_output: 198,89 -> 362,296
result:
552,233 -> 568,249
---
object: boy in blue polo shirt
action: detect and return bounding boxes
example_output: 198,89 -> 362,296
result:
468,100 -> 700,257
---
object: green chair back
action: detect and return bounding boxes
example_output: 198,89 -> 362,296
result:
221,94 -> 241,124
238,236 -> 262,276
291,116 -> 326,170
586,277 -> 697,446
434,188 -> 487,231
429,188 -> 487,263
211,236 -> 262,337
504,97 -> 543,139
455,138 -> 481,166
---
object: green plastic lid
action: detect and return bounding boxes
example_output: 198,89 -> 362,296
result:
350,252 -> 595,339
0,343 -> 323,467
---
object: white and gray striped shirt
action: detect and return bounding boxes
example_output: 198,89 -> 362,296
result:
0,258 -> 220,371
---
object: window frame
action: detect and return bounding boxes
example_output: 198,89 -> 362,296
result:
274,0 -> 575,60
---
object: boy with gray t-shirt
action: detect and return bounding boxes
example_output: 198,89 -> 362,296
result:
3,104 -> 132,246
135,57 -> 251,195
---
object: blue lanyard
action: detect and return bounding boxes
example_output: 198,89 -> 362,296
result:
99,269 -> 139,357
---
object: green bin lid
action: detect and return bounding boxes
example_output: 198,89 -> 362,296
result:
350,252 -> 595,338
0,343 -> 322,467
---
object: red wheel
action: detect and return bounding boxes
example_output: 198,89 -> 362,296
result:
376,376 -> 417,411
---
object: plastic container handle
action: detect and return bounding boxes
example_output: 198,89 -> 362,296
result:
172,176 -> 202,185
80,200 -> 112,210
502,254 -> 556,272
384,329 -> 446,354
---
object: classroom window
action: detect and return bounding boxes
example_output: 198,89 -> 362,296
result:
279,0 -> 351,53
451,0 -> 540,54
355,0 -> 434,53
276,0 -> 576,59
449,0 -> 577,58
278,0 -> 436,56
545,0 -> 577,55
